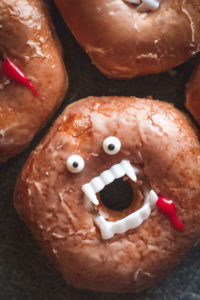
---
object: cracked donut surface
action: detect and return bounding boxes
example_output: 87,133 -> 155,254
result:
0,0 -> 68,162
14,96 -> 200,292
55,0 -> 200,78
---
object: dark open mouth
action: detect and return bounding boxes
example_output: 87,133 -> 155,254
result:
100,177 -> 134,211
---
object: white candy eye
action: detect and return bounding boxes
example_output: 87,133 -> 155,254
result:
103,136 -> 121,155
67,155 -> 85,173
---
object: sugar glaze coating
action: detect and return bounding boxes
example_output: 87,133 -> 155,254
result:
55,0 -> 200,78
14,97 -> 200,292
0,0 -> 68,162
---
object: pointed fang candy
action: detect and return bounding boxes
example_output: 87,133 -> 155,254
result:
156,196 -> 185,231
1,58 -> 43,100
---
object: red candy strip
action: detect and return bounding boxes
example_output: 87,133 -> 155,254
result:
1,58 -> 42,100
156,196 -> 185,231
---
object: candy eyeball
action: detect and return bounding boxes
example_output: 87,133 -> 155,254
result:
67,155 -> 85,173
103,136 -> 121,155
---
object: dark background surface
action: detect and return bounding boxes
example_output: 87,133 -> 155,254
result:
1,1 -> 200,299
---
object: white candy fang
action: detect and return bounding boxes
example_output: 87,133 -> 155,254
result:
82,160 -> 158,240
125,0 -> 161,13
125,0 -> 140,3
82,184 -> 99,205
121,160 -> 137,182
146,189 -> 158,207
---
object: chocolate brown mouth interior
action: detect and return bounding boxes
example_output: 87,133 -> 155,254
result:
100,178 -> 134,211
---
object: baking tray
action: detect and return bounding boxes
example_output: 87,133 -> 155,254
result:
0,1 -> 200,299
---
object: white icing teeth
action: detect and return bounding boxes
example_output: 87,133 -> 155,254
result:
100,170 -> 115,185
82,160 -> 137,206
137,0 -> 159,12
125,0 -> 161,12
94,190 -> 158,240
110,164 -> 125,179
90,177 -> 105,193
125,0 -> 140,3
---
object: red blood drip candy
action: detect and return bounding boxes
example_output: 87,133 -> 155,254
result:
156,196 -> 185,231
1,58 -> 43,100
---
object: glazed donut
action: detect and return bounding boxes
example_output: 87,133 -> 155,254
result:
0,0 -> 68,162
185,59 -> 200,124
54,0 -> 200,78
14,96 -> 200,292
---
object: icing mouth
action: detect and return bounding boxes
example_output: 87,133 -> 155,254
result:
82,160 -> 158,239
82,160 -> 137,206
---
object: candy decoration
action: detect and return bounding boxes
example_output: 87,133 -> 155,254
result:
1,58 -> 42,100
67,154 -> 85,174
103,136 -> 121,155
125,0 -> 161,13
156,196 -> 185,231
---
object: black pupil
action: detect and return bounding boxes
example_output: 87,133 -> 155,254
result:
108,144 -> 115,151
73,161 -> 79,168
100,178 -> 133,211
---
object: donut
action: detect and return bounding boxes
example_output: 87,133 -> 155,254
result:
14,96 -> 200,292
185,59 -> 200,124
0,0 -> 68,162
54,0 -> 200,78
